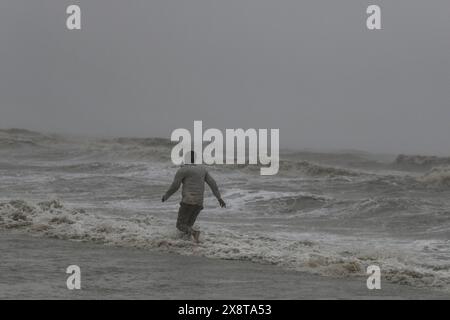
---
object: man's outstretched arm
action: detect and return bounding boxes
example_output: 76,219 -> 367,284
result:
205,171 -> 226,207
162,170 -> 183,202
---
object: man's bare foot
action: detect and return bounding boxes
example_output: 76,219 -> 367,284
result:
192,230 -> 200,243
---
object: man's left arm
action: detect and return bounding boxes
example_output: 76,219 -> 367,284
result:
205,171 -> 226,208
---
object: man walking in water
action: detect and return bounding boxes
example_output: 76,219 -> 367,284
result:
162,151 -> 226,243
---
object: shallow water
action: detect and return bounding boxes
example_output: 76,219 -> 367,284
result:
1,233 -> 448,299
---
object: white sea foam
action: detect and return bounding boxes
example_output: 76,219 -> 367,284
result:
1,199 -> 448,291
417,166 -> 450,188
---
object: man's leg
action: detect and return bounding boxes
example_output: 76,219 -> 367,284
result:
187,205 -> 202,242
187,205 -> 202,229
176,203 -> 196,236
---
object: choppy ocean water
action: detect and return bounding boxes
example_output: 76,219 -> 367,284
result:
1,128 -> 449,292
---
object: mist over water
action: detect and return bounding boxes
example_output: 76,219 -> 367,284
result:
1,129 -> 449,291
1,0 -> 450,155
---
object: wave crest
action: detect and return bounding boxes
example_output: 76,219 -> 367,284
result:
417,166 -> 450,188
394,154 -> 450,171
279,160 -> 361,178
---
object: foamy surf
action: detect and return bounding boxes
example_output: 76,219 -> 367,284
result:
1,199 -> 449,292
417,166 -> 450,188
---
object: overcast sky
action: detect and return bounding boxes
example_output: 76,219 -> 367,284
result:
0,0 -> 449,154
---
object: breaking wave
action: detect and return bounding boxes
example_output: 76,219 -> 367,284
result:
236,160 -> 362,178
0,129 -> 55,148
1,199 -> 449,291
393,154 -> 450,171
417,167 -> 450,188
243,192 -> 332,217
0,129 -> 175,162
350,197 -> 431,216
279,160 -> 361,178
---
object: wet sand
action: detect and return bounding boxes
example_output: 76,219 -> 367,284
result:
0,232 -> 448,300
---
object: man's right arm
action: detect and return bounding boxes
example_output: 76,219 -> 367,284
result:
162,169 -> 184,202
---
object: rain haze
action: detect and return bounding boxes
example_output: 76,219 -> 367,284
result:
1,0 -> 449,155
2,0 -> 450,300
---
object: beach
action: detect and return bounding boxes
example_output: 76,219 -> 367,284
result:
1,232 -> 448,300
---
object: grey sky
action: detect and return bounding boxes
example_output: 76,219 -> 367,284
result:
0,0 -> 449,154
